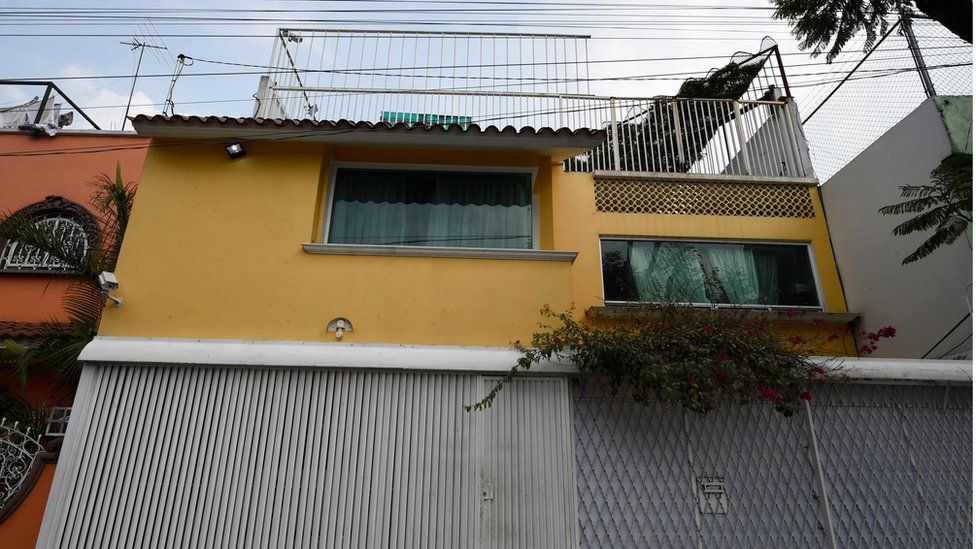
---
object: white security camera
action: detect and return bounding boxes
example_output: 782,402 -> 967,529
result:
98,271 -> 123,307
98,271 -> 119,292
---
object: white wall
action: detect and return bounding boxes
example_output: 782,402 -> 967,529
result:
821,98 -> 972,359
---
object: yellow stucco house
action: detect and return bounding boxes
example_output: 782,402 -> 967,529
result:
35,71 -> 970,548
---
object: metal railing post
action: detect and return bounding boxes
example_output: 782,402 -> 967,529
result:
781,100 -> 805,177
558,95 -> 566,129
670,99 -> 686,168
609,97 -> 621,171
731,100 -> 753,175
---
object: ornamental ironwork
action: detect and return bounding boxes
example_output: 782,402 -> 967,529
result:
0,418 -> 44,512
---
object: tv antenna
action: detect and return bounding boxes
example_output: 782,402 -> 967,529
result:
120,38 -> 168,130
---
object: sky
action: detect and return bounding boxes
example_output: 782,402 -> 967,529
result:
0,0 -> 841,131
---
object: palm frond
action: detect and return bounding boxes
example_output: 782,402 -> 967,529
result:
881,152 -> 973,264
878,192 -> 944,216
890,205 -> 955,235
902,216 -> 970,264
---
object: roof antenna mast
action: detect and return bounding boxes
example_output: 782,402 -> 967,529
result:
163,54 -> 192,117
120,38 -> 168,130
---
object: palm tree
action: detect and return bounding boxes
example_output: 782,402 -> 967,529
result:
772,0 -> 972,62
0,163 -> 136,386
879,153 -> 973,264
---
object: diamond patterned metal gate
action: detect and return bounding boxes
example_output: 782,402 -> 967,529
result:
573,380 -> 972,548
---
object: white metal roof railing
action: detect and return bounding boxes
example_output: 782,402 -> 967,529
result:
256,85 -> 813,178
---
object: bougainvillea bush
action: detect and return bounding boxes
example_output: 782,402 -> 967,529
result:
467,305 -> 895,417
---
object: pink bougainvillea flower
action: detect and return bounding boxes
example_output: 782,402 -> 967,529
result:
686,378 -> 697,386
703,325 -> 714,335
789,335 -> 803,345
785,310 -> 797,318
812,317 -> 826,325
800,391 -> 812,402
827,333 -> 839,342
712,369 -> 728,379
810,366 -> 826,375
758,386 -> 778,402
878,326 -> 897,338
859,345 -> 874,354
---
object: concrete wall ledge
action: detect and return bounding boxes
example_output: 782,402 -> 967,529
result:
302,242 -> 579,262
79,336 -> 972,384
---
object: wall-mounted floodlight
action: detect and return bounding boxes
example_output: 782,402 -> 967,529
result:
225,142 -> 247,159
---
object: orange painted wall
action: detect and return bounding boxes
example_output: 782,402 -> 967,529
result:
0,462 -> 55,548
0,131 -> 149,324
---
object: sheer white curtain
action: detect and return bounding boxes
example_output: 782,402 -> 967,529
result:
628,241 -> 708,303
703,244 -> 761,304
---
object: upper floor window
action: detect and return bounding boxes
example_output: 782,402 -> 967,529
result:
326,168 -> 533,249
601,238 -> 821,308
0,214 -> 90,271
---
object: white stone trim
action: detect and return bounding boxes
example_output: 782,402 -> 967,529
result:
80,337 -> 971,384
79,336 -> 577,373
302,242 -> 578,262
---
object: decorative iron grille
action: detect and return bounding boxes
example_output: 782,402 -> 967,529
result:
0,418 -> 44,512
593,177 -> 816,218
0,214 -> 89,270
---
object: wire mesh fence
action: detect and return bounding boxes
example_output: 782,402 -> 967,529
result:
797,16 -> 972,182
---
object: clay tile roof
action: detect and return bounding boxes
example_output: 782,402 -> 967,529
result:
0,321 -> 70,339
130,114 -> 605,139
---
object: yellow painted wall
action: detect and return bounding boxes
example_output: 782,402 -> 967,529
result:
101,137 -> 849,350
550,170 -> 848,314
98,140 -> 571,346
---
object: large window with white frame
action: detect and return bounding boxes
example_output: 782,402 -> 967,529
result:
601,238 -> 822,308
326,167 -> 533,249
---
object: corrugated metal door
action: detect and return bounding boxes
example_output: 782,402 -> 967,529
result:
478,377 -> 578,549
37,365 -> 578,548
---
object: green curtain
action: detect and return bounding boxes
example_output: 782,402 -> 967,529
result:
428,173 -> 532,248
328,171 -> 408,246
752,249 -> 780,305
328,170 -> 532,248
628,241 -> 708,303
704,244 -> 760,304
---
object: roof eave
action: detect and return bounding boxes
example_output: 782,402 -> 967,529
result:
131,116 -> 605,161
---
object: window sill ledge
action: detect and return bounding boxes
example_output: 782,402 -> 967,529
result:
588,304 -> 859,324
302,242 -> 579,262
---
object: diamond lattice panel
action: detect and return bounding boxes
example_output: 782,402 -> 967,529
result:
574,382 -> 697,548
594,177 -> 815,218
688,403 -> 824,548
813,384 -> 973,549
573,381 -> 824,548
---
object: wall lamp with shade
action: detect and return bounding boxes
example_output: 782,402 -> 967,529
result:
225,142 -> 247,159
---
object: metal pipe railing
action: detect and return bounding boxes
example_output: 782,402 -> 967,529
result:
258,84 -> 811,178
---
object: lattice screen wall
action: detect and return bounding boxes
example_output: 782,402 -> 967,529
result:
594,177 -> 816,218
574,382 -> 972,549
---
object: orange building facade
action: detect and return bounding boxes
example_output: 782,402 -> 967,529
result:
0,129 -> 148,546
